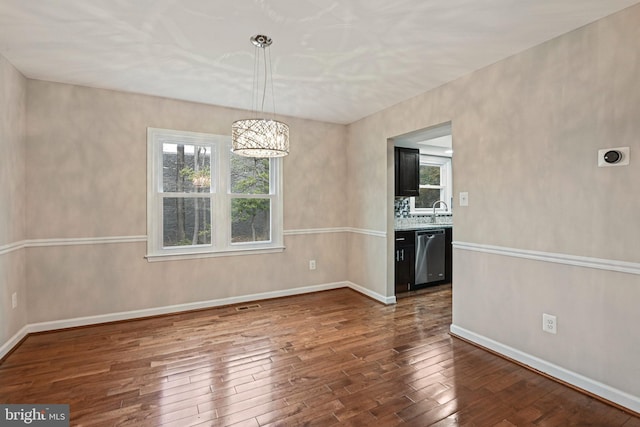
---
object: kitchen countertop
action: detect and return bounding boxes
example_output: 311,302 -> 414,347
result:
395,223 -> 453,231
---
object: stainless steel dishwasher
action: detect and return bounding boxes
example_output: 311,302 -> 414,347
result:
415,229 -> 446,285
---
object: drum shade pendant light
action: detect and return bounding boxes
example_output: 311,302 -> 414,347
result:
232,35 -> 289,158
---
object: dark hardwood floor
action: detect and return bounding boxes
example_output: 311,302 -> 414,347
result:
1,285 -> 638,426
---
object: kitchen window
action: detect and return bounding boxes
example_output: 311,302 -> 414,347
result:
410,155 -> 452,213
146,128 -> 283,261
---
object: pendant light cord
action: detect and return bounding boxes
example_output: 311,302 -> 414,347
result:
252,43 -> 275,120
260,45 -> 267,114
268,46 -> 276,120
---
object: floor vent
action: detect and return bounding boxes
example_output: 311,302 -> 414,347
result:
235,303 -> 261,311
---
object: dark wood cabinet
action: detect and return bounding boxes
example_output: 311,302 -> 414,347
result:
394,147 -> 420,197
394,231 -> 415,293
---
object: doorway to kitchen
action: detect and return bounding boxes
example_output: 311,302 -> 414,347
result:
391,122 -> 453,297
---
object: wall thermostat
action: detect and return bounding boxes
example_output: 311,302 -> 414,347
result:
598,147 -> 629,167
604,150 -> 621,163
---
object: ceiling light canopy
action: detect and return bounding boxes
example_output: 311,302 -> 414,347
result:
232,35 -> 290,158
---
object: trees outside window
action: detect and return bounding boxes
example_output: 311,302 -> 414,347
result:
230,156 -> 270,243
411,155 -> 452,213
161,143 -> 212,247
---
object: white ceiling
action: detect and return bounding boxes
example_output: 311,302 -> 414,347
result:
1,0 -> 638,124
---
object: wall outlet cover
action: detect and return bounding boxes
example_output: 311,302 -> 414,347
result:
542,313 -> 557,334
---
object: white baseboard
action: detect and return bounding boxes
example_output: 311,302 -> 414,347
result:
0,325 -> 30,360
1,281 -> 395,360
346,281 -> 396,305
450,324 -> 640,414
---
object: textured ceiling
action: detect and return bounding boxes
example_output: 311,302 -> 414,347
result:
1,0 -> 638,124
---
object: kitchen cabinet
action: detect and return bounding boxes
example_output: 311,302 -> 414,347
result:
394,147 -> 420,197
394,231 -> 415,293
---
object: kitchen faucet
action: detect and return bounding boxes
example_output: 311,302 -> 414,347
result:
432,200 -> 448,223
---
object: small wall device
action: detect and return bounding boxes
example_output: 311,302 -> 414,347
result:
598,147 -> 629,167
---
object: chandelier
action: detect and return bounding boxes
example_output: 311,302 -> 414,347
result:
232,35 -> 290,158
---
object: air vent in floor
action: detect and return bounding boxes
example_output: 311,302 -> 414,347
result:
235,303 -> 261,311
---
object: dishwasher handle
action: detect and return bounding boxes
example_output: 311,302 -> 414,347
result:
416,229 -> 445,237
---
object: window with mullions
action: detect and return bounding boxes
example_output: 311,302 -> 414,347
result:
147,128 -> 283,260
410,155 -> 452,213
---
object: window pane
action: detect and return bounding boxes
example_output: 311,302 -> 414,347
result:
162,143 -> 212,193
415,188 -> 442,209
163,198 -> 212,247
230,155 -> 269,194
420,165 -> 440,186
231,198 -> 270,243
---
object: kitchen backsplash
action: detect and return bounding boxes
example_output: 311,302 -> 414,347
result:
394,197 -> 411,218
394,197 -> 453,226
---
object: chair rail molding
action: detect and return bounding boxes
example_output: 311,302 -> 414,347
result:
453,241 -> 640,275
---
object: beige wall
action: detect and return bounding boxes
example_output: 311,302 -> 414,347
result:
24,81 -> 348,323
347,4 -> 640,403
453,249 -> 640,399
0,54 -> 27,346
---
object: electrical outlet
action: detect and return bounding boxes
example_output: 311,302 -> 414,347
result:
542,313 -> 557,334
12,292 -> 18,309
309,260 -> 316,270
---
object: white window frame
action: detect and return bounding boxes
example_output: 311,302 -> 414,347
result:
410,155 -> 452,214
146,128 -> 284,261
